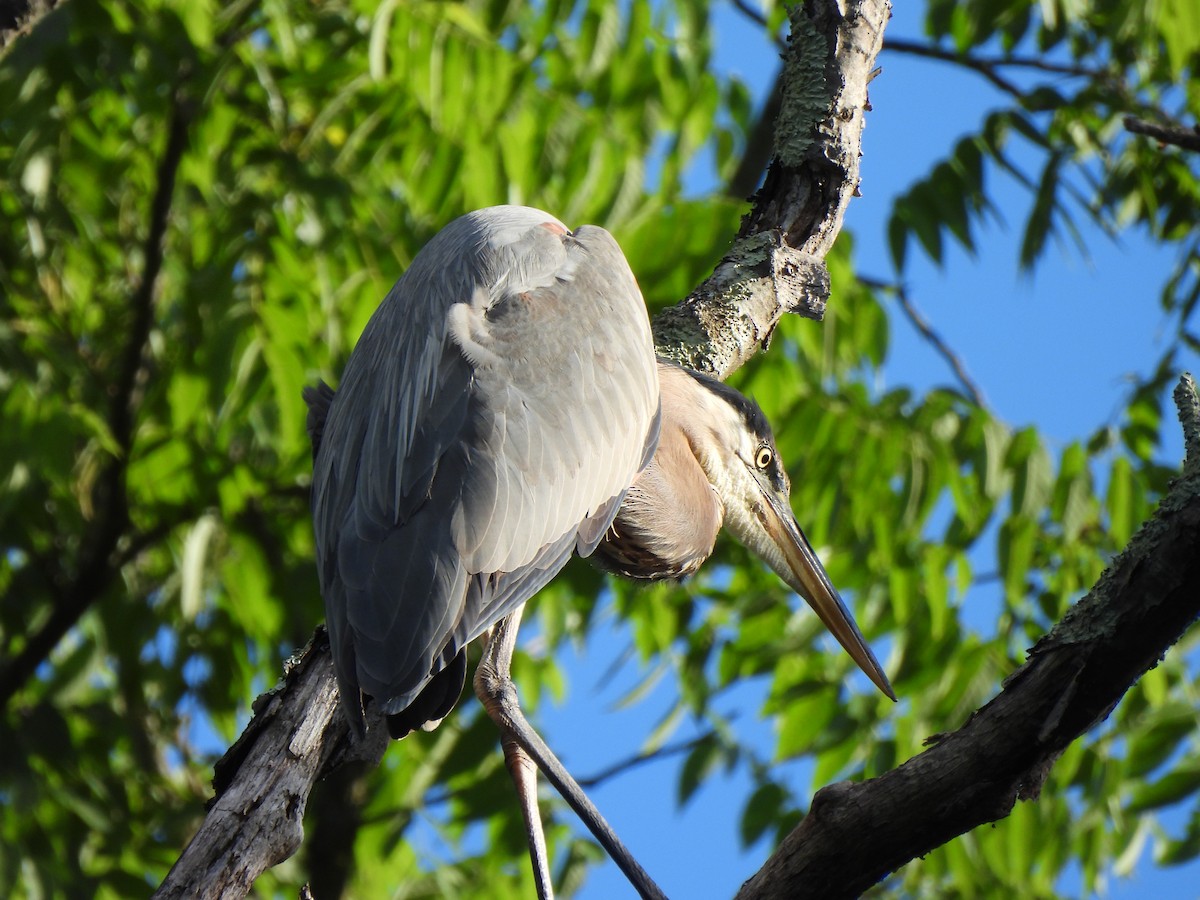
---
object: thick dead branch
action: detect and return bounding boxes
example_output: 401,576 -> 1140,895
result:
737,377 -> 1200,899
153,632 -> 388,900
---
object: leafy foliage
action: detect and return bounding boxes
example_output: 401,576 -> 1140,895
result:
1,0 -> 1198,898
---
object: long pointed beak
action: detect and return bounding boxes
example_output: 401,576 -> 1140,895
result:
754,484 -> 896,701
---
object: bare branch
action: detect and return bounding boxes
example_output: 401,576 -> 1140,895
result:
884,38 -> 1024,100
1177,374 -> 1200,475
153,631 -> 388,900
861,275 -> 987,407
882,37 -> 1107,102
576,733 -> 716,790
1124,116 -> 1200,153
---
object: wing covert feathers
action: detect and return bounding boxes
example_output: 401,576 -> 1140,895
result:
309,207 -> 659,733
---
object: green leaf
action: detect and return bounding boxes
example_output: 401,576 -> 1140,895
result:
887,210 -> 908,271
740,781 -> 787,847
1052,442 -> 1093,541
1125,703 -> 1200,779
677,734 -> 722,806
1128,759 -> 1200,813
1158,809 -> 1200,865
1106,455 -> 1135,546
1007,427 -> 1052,518
180,513 -> 218,621
776,688 -> 837,760
998,516 -> 1037,604
1159,0 -> 1200,76
1020,152 -> 1063,270
220,533 -> 280,637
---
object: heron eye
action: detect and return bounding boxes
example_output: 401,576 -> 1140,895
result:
755,446 -> 773,469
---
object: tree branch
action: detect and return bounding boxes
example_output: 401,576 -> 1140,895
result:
655,0 -> 888,377
1124,115 -> 1200,153
861,275 -> 987,407
0,80 -> 193,708
153,631 -> 390,900
736,375 -> 1200,898
882,37 -> 1107,101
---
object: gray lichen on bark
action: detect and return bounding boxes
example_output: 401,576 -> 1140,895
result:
1176,372 -> 1200,474
666,0 -> 888,384
1028,373 -> 1200,652
775,5 -> 834,169
653,232 -> 830,378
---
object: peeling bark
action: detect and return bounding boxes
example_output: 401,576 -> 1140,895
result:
153,633 -> 388,900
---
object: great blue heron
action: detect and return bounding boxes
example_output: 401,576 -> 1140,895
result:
304,205 -> 892,900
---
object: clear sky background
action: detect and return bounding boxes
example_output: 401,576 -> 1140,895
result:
521,3 -> 1200,899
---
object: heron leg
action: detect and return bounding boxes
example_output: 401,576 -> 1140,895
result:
499,729 -> 554,900
474,609 -> 668,900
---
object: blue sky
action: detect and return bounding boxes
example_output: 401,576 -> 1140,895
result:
531,3 -> 1200,899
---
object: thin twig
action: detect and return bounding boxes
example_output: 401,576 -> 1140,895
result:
881,37 -> 1118,106
729,0 -> 769,30
883,39 -> 1024,100
408,731 -> 718,814
861,275 -> 987,408
884,37 -> 1105,81
576,732 -> 716,789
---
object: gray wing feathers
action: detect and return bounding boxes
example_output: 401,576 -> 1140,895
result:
310,207 -> 659,726
450,225 -> 659,575
575,397 -> 662,556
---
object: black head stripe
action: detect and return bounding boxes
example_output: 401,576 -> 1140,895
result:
677,364 -> 774,444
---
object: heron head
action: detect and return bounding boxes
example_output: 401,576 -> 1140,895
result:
674,367 -> 896,701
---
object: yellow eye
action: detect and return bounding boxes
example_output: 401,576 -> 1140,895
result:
755,446 -> 773,469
